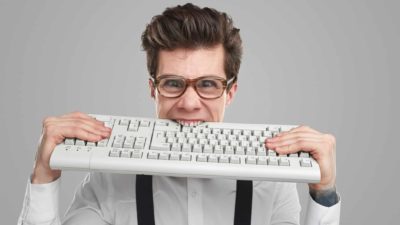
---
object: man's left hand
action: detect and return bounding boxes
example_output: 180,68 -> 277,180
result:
265,125 -> 336,191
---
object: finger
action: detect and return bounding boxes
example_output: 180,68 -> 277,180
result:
46,119 -> 111,137
266,137 -> 321,149
61,111 -> 99,122
60,126 -> 106,142
289,125 -> 321,134
274,139 -> 324,156
67,120 -> 111,137
267,131 -> 322,143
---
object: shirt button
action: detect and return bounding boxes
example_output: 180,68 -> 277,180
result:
191,191 -> 197,198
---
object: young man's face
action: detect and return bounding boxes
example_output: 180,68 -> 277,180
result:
149,44 -> 237,125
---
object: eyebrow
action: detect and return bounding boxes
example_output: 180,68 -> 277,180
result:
158,74 -> 225,79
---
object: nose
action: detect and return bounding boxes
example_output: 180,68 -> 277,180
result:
176,86 -> 202,111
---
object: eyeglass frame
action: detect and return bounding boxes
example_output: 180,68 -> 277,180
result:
149,74 -> 237,99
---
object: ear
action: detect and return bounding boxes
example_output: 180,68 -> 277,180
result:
225,82 -> 238,106
148,79 -> 155,98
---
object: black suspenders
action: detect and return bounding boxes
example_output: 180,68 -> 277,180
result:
234,180 -> 253,225
136,175 -> 253,225
136,175 -> 156,225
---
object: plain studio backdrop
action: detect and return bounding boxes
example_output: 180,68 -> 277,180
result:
1,0 -> 399,224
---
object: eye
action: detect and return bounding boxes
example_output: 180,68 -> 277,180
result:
198,79 -> 219,88
162,79 -> 185,88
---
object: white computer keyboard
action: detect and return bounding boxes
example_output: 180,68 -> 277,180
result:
49,114 -> 320,183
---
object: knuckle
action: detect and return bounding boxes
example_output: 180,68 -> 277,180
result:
71,111 -> 83,116
297,139 -> 306,146
42,116 -> 55,125
324,134 -> 336,146
44,124 -> 57,136
297,125 -> 310,131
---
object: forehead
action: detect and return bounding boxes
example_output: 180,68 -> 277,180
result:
157,44 -> 226,79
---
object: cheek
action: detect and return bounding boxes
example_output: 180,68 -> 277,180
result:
156,97 -> 176,119
206,98 -> 226,121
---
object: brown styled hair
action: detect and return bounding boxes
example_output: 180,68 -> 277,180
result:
141,3 -> 242,87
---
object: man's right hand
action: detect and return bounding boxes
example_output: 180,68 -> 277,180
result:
31,111 -> 112,184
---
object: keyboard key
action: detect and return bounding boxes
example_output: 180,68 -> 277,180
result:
196,155 -> 207,162
128,123 -> 139,131
246,147 -> 256,155
208,155 -> 218,163
147,152 -> 159,159
203,144 -> 213,153
181,153 -> 191,161
193,144 -> 202,153
300,152 -> 310,158
214,145 -> 223,154
150,142 -> 170,151
182,143 -> 192,152
64,138 -> 75,145
219,155 -> 230,163
167,137 -> 176,143
140,120 -> 151,127
171,143 -> 182,151
235,147 -> 245,155
109,149 -> 120,157
166,131 -> 176,138
224,146 -> 234,155
300,158 -> 312,167
267,150 -> 277,156
134,137 -> 146,149
119,119 -> 130,126
123,138 -> 135,148
159,152 -> 170,160
230,156 -> 241,164
132,149 -> 142,158
121,149 -> 131,158
256,147 -> 267,156
155,121 -> 168,126
257,156 -> 267,165
268,157 -> 278,166
86,142 -> 96,147
246,156 -> 257,165
75,140 -> 86,146
153,130 -> 165,138
170,153 -> 180,161
97,138 -> 109,147
279,158 -> 290,166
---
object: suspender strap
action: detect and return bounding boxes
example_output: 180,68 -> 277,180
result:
136,175 -> 156,225
234,180 -> 253,225
136,176 -> 253,225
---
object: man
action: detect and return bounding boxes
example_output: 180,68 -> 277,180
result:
18,3 -> 340,225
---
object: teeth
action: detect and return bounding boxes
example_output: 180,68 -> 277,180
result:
176,120 -> 203,127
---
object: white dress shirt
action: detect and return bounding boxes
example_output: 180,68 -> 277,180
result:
18,172 -> 341,225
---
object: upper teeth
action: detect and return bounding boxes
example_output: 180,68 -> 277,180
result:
176,120 -> 203,127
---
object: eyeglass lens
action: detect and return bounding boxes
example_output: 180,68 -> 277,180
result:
158,77 -> 225,98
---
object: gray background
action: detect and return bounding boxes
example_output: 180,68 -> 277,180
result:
1,0 -> 399,224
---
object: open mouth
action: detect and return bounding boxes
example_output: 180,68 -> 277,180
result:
174,119 -> 205,127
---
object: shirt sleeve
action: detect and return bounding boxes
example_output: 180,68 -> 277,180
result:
17,177 -> 61,225
304,192 -> 341,225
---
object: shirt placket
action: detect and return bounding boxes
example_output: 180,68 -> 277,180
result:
187,178 -> 204,225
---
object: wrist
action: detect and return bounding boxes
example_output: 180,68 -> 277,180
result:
31,163 -> 61,184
